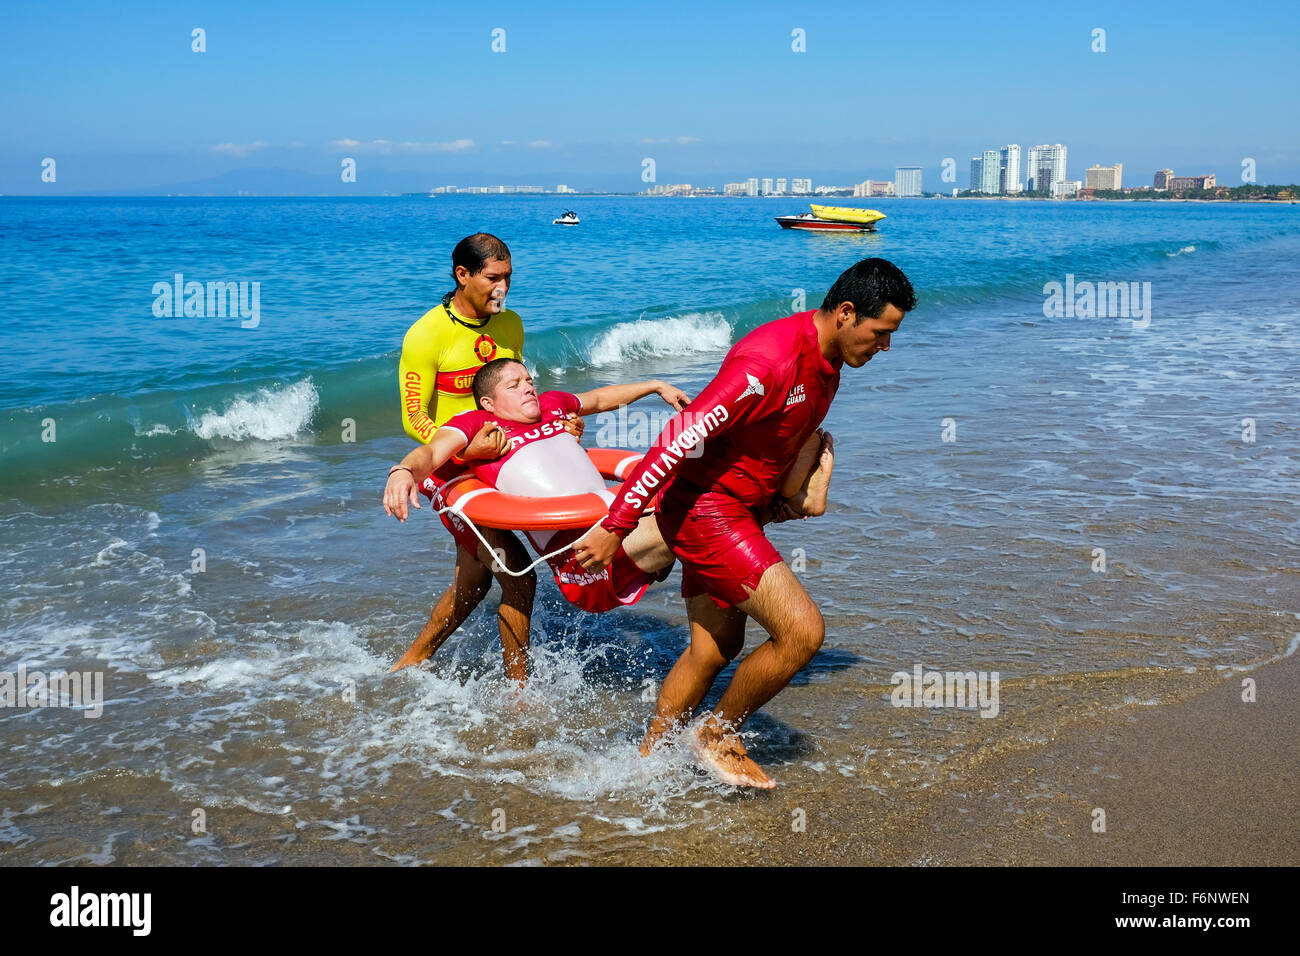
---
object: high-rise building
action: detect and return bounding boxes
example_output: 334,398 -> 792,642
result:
775,177 -> 788,193
1085,164 -> 1123,190
723,182 -> 748,196
1038,165 -> 1055,195
1170,175 -> 1215,192
1026,144 -> 1067,193
761,177 -> 774,195
1048,145 -> 1067,190
746,177 -> 759,197
854,180 -> 895,197
981,150 -> 1000,195
894,166 -> 922,197
1154,169 -> 1174,190
970,157 -> 983,192
999,145 -> 1022,194
791,177 -> 812,194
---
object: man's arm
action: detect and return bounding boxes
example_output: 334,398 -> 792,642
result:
572,357 -> 782,570
399,321 -> 440,444
382,427 -> 477,523
574,379 -> 690,416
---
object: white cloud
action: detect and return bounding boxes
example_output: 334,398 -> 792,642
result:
328,138 -> 475,154
407,139 -> 475,153
638,136 -> 702,145
213,141 -> 270,157
528,140 -> 551,149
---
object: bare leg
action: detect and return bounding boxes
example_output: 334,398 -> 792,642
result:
640,594 -> 745,755
787,430 -> 833,517
390,546 -> 492,672
389,528 -> 536,682
772,429 -> 834,521
479,527 -> 536,684
692,561 -> 825,788
621,514 -> 674,575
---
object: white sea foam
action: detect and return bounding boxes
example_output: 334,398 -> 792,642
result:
586,313 -> 732,366
91,538 -> 129,566
1166,245 -> 1197,256
150,658 -> 268,690
138,616 -> 729,831
191,379 -> 319,441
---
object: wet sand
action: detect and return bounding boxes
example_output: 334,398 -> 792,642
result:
721,649 -> 1300,867
900,650 -> 1300,866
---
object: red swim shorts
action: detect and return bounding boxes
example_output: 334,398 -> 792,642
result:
420,459 -> 484,556
655,485 -> 782,608
542,528 -> 672,613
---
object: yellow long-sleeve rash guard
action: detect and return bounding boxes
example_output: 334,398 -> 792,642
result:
398,301 -> 524,443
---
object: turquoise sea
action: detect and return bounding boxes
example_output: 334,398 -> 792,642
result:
1,195 -> 1297,864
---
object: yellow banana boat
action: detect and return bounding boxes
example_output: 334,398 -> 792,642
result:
809,204 -> 886,224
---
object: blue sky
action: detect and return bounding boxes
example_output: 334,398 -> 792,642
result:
3,0 -> 1297,192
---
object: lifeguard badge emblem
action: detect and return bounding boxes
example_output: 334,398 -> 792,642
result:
474,334 -> 498,363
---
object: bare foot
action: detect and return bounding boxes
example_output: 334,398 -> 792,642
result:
389,644 -> 432,673
798,430 -> 834,517
690,718 -> 775,789
506,687 -> 532,716
765,498 -> 803,524
639,716 -> 675,757
390,618 -> 459,673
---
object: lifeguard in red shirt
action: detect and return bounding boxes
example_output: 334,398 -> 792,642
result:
574,257 -> 917,789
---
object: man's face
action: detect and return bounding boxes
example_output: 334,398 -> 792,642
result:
456,257 -> 512,316
836,302 -> 905,368
480,363 -> 540,422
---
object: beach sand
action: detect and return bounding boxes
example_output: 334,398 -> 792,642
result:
823,652 -> 1300,866
473,645 -> 1299,868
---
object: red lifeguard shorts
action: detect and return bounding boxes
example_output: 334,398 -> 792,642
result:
420,459 -> 483,556
541,527 -> 672,613
654,485 -> 783,608
424,464 -> 670,611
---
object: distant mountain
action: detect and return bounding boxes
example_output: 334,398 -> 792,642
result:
93,165 -> 428,196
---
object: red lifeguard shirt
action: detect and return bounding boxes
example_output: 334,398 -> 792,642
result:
600,310 -> 840,536
441,390 -> 583,486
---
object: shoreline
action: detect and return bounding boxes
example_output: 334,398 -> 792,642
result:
934,195 -> 1297,205
3,193 -> 1296,204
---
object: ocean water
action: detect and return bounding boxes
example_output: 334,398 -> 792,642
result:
1,195 -> 1298,864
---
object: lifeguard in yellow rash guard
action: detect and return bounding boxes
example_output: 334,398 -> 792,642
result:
398,239 -> 523,442
390,233 -> 581,682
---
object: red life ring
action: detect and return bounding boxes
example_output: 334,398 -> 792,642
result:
438,448 -> 647,531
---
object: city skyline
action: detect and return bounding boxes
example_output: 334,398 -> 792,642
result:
3,0 -> 1297,194
11,143 -> 1268,198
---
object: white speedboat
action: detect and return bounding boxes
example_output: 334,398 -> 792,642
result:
552,210 -> 580,225
775,204 -> 885,231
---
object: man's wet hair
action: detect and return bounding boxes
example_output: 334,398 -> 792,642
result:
472,357 -> 526,407
822,258 -> 917,321
451,233 -> 511,288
